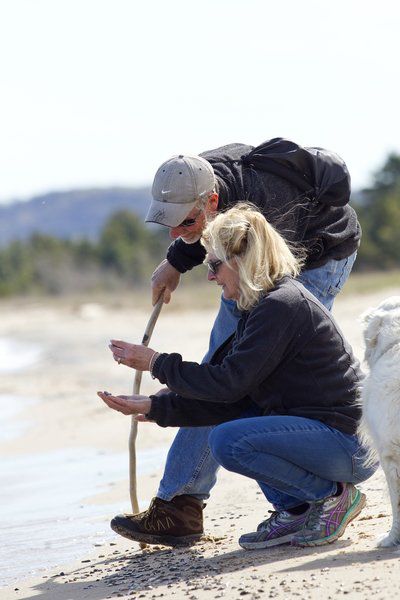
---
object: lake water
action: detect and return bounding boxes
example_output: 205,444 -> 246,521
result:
0,445 -> 167,588
0,337 -> 42,373
0,337 -> 42,441
0,338 -> 167,588
0,394 -> 39,443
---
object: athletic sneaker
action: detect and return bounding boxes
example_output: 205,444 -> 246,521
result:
239,509 -> 309,550
111,495 -> 204,546
291,482 -> 366,547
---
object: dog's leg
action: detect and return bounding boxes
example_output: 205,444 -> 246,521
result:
377,456 -> 400,547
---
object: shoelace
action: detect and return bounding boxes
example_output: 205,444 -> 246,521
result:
258,510 -> 280,531
145,499 -> 175,530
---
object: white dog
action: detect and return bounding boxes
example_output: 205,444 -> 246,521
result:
358,296 -> 400,547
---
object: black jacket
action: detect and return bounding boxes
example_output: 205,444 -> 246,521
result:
148,277 -> 363,435
166,143 -> 361,273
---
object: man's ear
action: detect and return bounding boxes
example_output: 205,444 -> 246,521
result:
207,193 -> 219,213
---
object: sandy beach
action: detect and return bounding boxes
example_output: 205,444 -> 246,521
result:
1,283 -> 400,600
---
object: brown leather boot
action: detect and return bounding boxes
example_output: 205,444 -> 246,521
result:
110,495 -> 204,546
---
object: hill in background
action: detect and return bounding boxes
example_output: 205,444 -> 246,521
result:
0,187 -> 152,246
0,186 -> 368,248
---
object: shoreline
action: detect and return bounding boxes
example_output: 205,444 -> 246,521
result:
0,443 -> 171,589
2,287 -> 400,599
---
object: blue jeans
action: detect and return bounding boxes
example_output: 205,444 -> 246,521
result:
209,415 -> 376,510
157,253 -> 358,501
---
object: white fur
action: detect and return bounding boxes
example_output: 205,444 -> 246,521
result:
358,296 -> 400,547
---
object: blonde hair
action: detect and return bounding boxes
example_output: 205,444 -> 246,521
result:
201,203 -> 305,311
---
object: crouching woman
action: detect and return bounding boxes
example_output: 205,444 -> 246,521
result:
98,203 -> 376,549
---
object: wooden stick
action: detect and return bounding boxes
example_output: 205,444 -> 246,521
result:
129,295 -> 164,516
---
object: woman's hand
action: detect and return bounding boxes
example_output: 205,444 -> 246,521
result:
97,391 -> 152,420
109,339 -> 156,370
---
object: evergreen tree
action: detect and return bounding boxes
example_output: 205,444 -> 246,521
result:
354,153 -> 400,269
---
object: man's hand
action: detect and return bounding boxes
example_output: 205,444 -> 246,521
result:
151,259 -> 181,306
98,391 -> 152,419
109,339 -> 156,370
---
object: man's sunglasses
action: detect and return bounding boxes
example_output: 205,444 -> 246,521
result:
178,209 -> 202,228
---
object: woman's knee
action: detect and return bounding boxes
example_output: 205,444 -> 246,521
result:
208,422 -> 237,470
208,420 -> 257,473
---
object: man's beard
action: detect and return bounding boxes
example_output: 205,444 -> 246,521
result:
180,232 -> 202,244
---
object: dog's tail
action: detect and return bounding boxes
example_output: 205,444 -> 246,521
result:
357,415 -> 380,468
356,383 -> 380,468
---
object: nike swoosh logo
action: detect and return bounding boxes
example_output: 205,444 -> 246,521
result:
161,190 -> 171,194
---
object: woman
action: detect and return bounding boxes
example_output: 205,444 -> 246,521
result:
98,204 -> 375,550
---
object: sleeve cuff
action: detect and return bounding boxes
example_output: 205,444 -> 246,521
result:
151,352 -> 167,382
146,394 -> 168,427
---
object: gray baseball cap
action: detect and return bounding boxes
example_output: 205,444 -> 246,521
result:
145,154 -> 216,227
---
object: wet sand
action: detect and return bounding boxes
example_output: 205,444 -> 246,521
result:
1,286 -> 400,599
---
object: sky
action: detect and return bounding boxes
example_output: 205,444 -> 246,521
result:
1,0 -> 399,203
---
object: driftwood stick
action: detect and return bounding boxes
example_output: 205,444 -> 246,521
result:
128,295 -> 164,515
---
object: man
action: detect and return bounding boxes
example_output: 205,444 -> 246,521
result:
112,138 -> 360,546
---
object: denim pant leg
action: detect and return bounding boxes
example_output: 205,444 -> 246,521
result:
209,416 -> 377,510
157,295 -> 241,500
157,426 -> 220,501
297,252 -> 357,311
203,296 -> 242,363
157,253 -> 357,501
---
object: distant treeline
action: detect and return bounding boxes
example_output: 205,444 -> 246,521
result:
0,154 -> 398,296
0,212 -> 171,296
351,153 -> 400,271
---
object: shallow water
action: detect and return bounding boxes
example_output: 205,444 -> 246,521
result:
0,337 -> 42,373
0,337 -> 42,441
0,394 -> 38,442
0,336 -> 167,588
0,445 -> 167,588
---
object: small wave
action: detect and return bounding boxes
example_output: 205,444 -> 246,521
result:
0,394 -> 38,442
0,338 -> 42,373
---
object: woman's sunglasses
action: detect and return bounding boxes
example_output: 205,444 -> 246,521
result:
205,259 -> 224,275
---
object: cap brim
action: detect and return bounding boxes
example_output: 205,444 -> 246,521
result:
145,199 -> 198,227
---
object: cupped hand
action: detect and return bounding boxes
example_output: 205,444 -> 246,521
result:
109,339 -> 155,370
97,391 -> 152,419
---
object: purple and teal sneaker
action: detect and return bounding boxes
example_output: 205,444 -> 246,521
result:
292,482 -> 366,547
239,509 -> 309,550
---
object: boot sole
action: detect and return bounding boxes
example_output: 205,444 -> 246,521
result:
111,521 -> 203,547
292,491 -> 366,547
